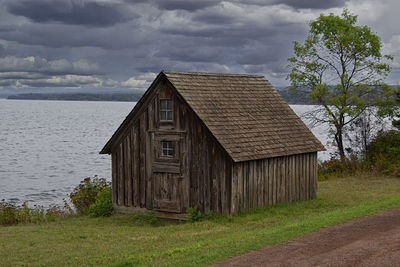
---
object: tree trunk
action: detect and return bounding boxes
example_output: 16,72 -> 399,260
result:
334,125 -> 346,160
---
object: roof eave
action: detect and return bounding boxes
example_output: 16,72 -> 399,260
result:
99,72 -> 166,154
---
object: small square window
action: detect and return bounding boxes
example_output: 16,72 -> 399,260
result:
161,141 -> 174,157
160,99 -> 173,122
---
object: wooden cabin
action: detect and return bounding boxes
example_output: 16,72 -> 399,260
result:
100,70 -> 325,218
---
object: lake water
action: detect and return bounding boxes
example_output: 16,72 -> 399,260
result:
0,99 -> 332,207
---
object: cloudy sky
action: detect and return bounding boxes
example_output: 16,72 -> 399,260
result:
0,0 -> 399,91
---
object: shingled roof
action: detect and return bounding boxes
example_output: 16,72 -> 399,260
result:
163,71 -> 325,162
100,70 -> 325,161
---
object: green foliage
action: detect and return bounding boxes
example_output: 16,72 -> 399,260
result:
287,8 -> 394,160
365,130 -> 400,176
378,87 -> 400,130
318,156 -> 362,180
319,130 -> 400,179
69,176 -> 110,215
186,206 -> 204,222
89,187 -> 113,217
0,202 -> 69,226
131,211 -> 160,226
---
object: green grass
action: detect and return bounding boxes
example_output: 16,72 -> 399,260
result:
1,175 -> 400,266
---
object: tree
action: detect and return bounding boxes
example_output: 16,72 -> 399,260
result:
287,9 -> 394,160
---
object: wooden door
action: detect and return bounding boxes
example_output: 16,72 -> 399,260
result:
151,131 -> 186,213
153,173 -> 183,212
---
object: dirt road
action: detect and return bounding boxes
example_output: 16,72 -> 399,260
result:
213,208 -> 400,266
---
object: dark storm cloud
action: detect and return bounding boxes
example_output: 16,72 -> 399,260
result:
7,0 -> 132,27
0,56 -> 100,75
274,0 -> 347,9
0,0 -> 398,89
192,11 -> 236,24
152,0 -> 220,11
233,0 -> 347,9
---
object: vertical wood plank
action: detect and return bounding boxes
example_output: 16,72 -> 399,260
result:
133,127 -> 139,206
292,155 -> 296,202
314,152 -> 318,198
237,163 -> 243,212
309,153 -> 313,199
220,153 -> 227,214
231,164 -> 238,214
204,139 -> 210,214
118,143 -> 124,206
111,152 -> 117,205
263,159 -> 268,206
272,158 -> 277,205
248,161 -> 254,209
243,162 -> 248,211
305,153 -> 309,200
139,116 -> 146,208
268,159 -> 273,206
184,122 -> 190,210
126,136 -> 133,207
288,156 -> 291,203
145,108 -> 152,209
253,161 -> 257,207
296,154 -> 300,201
300,154 -> 305,201
281,156 -> 286,203
260,160 -> 264,207
226,160 -> 232,214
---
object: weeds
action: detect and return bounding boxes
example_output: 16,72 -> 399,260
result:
131,211 -> 160,226
0,202 -> 69,226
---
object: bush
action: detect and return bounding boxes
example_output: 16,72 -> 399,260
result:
318,156 -> 361,180
69,176 -> 110,215
89,187 -> 113,217
186,206 -> 204,222
364,130 -> 400,176
0,202 -> 18,225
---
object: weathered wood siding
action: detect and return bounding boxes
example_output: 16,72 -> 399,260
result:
110,78 -> 232,214
230,152 -> 318,213
185,109 -> 232,214
109,76 -> 318,215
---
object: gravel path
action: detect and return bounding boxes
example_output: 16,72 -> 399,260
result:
212,208 -> 400,266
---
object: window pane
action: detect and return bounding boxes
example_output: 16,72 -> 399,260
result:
167,100 -> 173,109
160,99 -> 174,121
161,141 -> 174,157
160,100 -> 167,109
167,111 -> 173,120
161,111 -> 167,120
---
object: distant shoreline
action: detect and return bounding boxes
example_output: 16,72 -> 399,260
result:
6,91 -> 316,105
7,93 -> 143,102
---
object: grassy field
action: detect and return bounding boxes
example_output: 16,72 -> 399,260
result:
1,175 -> 400,266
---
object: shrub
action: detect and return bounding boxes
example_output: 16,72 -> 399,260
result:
318,156 -> 361,180
69,176 -> 110,215
131,211 -> 159,226
46,205 -> 70,221
89,187 -> 113,217
364,130 -> 400,176
0,201 -> 18,225
186,206 -> 204,222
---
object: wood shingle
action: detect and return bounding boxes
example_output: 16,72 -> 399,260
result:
163,70 -> 325,162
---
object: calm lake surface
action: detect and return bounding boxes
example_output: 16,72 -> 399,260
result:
0,99 -> 330,207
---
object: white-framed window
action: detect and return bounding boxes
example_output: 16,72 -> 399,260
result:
161,141 -> 174,157
160,99 -> 173,121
